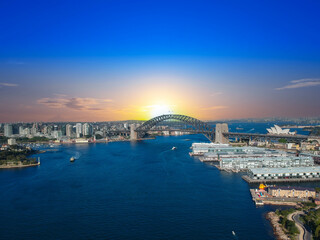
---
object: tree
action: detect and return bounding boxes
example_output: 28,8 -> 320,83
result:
278,138 -> 287,143
95,134 -> 103,140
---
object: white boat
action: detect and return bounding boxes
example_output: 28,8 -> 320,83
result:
232,231 -> 236,236
70,157 -> 75,162
172,147 -> 177,150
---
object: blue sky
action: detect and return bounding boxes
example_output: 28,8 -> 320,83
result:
0,0 -> 320,122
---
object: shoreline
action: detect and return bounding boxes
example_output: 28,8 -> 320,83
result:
0,162 -> 40,169
266,212 -> 291,240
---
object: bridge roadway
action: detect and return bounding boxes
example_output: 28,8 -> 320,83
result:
224,132 -> 308,141
106,129 -> 309,141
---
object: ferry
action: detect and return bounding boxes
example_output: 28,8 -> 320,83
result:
70,157 -> 75,162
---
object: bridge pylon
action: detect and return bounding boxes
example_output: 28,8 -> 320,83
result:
130,124 -> 138,140
215,123 -> 229,144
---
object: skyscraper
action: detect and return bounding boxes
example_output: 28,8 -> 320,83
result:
66,124 -> 73,137
76,123 -> 82,138
19,126 -> 24,135
4,124 -> 13,137
82,123 -> 93,136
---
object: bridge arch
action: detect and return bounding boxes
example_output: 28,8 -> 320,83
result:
135,114 -> 215,141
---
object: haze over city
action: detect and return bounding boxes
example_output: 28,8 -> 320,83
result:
1,1 -> 320,122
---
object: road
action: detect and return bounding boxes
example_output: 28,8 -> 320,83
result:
288,211 -> 312,240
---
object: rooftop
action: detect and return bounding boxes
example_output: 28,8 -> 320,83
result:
268,186 -> 315,191
250,166 -> 320,174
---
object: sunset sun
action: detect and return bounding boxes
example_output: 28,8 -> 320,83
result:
149,104 -> 173,118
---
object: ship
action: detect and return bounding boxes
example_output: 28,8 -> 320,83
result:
172,147 -> 177,150
70,157 -> 75,162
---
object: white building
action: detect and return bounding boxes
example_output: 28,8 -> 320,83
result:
4,124 -> 13,137
82,123 -> 92,136
191,143 -> 230,155
76,123 -> 82,138
247,166 -> 320,181
52,130 -> 62,139
66,124 -> 73,137
8,138 -> 17,145
19,126 -> 24,135
266,125 -> 296,135
220,156 -> 314,171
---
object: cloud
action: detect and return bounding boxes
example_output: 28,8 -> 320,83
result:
276,78 -> 320,90
201,105 -> 228,111
0,82 -> 19,87
210,92 -> 223,96
37,95 -> 113,111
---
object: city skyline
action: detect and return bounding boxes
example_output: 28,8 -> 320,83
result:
1,1 -> 320,122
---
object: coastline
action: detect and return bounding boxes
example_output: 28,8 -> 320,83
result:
266,212 -> 291,240
0,162 -> 40,169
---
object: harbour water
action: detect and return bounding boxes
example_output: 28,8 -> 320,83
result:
0,133 -> 282,240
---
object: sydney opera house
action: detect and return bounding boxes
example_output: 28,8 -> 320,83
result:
266,125 -> 296,135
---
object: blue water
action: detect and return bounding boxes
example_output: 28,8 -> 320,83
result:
0,133 -> 280,240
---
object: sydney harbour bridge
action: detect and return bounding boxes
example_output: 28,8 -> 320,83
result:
106,114 -> 310,143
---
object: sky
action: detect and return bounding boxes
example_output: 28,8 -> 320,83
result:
1,0 -> 320,122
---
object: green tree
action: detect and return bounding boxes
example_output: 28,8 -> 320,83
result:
278,138 -> 287,143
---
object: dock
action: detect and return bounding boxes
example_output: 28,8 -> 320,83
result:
243,175 -> 320,183
249,188 -> 309,206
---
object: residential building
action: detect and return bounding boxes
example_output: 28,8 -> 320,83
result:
4,124 -> 13,137
268,186 -> 316,199
76,123 -> 82,138
66,124 -> 73,137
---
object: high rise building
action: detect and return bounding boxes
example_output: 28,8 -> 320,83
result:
24,128 -> 30,135
66,124 -> 73,137
52,130 -> 62,139
31,127 -> 37,135
76,123 -> 82,138
82,123 -> 93,136
19,126 -> 24,135
4,124 -> 13,137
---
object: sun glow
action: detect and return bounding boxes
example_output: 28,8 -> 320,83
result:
148,104 -> 174,118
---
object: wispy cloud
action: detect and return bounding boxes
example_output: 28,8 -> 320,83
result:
0,82 -> 19,87
201,105 -> 228,111
210,91 -> 223,96
37,95 -> 113,111
276,78 -> 320,90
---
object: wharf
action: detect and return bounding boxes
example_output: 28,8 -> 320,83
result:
250,188 -> 308,206
189,152 -> 203,157
243,175 -> 320,183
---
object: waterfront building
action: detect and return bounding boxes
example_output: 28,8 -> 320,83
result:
200,146 -> 286,162
76,123 -> 82,138
247,166 -> 320,181
266,125 -> 296,135
4,124 -> 13,137
220,155 -> 314,171
82,123 -> 93,136
66,124 -> 73,137
268,186 -> 316,199
191,143 -> 230,155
